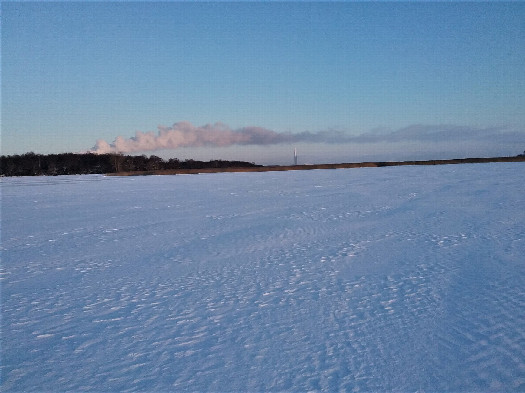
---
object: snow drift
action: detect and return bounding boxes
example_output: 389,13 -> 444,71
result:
2,163 -> 524,391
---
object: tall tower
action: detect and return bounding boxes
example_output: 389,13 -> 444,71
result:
294,148 -> 298,165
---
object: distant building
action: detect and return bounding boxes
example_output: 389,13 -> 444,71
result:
294,148 -> 298,165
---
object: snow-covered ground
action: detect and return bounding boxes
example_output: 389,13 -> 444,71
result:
2,163 -> 524,392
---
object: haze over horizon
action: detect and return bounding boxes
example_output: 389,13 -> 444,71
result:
2,2 -> 524,165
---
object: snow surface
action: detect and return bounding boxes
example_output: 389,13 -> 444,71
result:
1,163 -> 524,392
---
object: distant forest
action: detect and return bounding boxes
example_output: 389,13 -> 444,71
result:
0,152 -> 261,177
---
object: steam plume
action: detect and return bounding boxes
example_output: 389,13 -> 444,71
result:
91,122 -> 294,154
90,122 -> 524,154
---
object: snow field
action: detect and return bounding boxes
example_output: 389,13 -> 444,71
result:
1,163 -> 524,391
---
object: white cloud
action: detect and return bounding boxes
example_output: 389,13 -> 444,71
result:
91,122 -> 525,159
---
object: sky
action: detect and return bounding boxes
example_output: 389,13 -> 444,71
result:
2,1 -> 524,165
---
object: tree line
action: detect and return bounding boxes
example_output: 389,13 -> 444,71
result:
0,152 -> 260,177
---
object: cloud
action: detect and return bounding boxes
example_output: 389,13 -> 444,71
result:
91,122 -> 294,154
90,122 -> 525,154
349,124 -> 524,144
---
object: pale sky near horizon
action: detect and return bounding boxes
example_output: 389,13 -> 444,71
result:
2,1 -> 524,165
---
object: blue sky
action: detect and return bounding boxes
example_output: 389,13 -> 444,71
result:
2,1 -> 524,164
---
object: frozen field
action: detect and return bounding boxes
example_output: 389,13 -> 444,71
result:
1,163 -> 524,392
